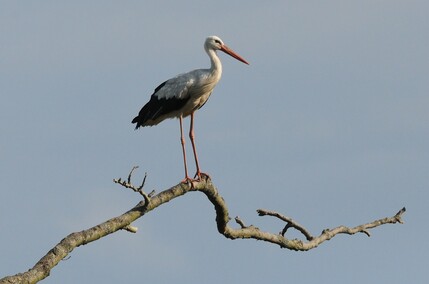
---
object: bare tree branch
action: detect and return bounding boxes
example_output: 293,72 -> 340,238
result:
0,170 -> 405,284
256,209 -> 314,241
194,179 -> 405,250
113,166 -> 151,205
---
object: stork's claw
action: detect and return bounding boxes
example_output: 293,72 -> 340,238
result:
181,176 -> 194,184
194,171 -> 210,181
179,176 -> 197,190
180,172 -> 209,189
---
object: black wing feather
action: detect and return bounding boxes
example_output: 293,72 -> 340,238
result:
132,81 -> 189,129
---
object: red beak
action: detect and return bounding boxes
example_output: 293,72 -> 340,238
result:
220,44 -> 249,65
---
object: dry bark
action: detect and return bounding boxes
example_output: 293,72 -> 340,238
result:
0,170 -> 405,284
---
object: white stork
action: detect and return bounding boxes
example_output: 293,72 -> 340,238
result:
132,35 -> 249,183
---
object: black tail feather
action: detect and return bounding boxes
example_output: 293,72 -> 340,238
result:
132,94 -> 189,129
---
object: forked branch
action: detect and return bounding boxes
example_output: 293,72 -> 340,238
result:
0,169 -> 405,284
113,166 -> 153,205
192,179 -> 405,251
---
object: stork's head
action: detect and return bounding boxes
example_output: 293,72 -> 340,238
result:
205,36 -> 249,65
205,36 -> 224,50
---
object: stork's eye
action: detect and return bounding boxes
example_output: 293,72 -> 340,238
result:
214,39 -> 221,44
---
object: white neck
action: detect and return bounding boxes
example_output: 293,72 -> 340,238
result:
206,48 -> 223,80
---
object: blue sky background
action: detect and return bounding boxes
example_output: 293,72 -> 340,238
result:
1,1 -> 428,283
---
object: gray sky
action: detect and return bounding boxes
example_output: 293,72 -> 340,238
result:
1,1 -> 428,283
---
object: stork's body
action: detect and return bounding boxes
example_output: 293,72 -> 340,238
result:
132,36 -> 248,183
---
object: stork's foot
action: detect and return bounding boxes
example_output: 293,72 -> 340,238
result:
181,176 -> 201,190
194,171 -> 210,181
180,172 -> 209,189
181,176 -> 194,185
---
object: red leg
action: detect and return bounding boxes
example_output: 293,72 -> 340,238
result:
189,112 -> 210,180
179,116 -> 192,184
